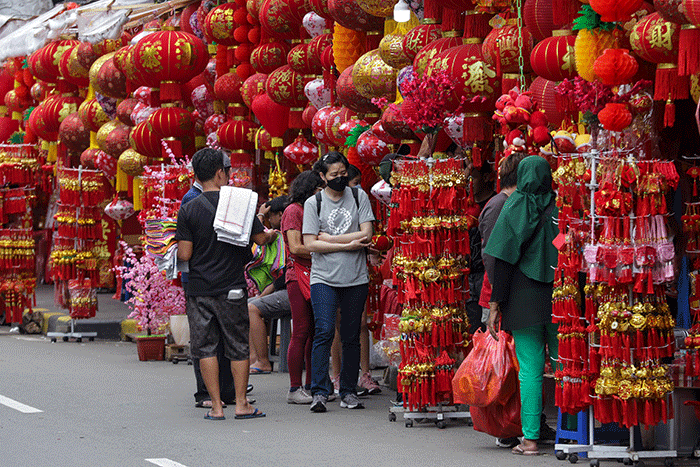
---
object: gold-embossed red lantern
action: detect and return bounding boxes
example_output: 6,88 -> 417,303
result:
59,112 -> 90,152
328,0 -> 384,32
97,121 -> 131,158
379,27 -> 412,70
80,148 -> 100,168
117,98 -> 139,126
482,23 -> 534,73
130,120 -> 163,160
631,12 -> 679,64
308,33 -> 333,69
29,40 -> 79,85
90,53 -> 128,100
352,50 -> 398,100
241,72 -> 268,107
78,98 -> 111,132
590,0 -> 643,23
59,46 -> 90,88
598,102 -> 632,131
357,0 -> 398,17
76,42 -> 100,71
44,95 -> 84,135
325,106 -> 358,146
132,29 -> 208,101
217,118 -> 258,151
309,0 -> 332,18
381,103 -> 416,141
215,72 -> 244,104
288,42 -> 323,75
204,3 -> 238,46
337,65 -> 379,114
251,41 -> 292,74
27,103 -> 57,141
413,36 -> 464,77
259,0 -> 300,40
402,24 -> 442,61
529,76 -> 566,127
529,30 -> 577,82
147,106 -> 194,157
266,65 -> 310,126
593,48 -> 639,85
284,133 -> 319,164
302,104 -> 318,127
118,148 -> 147,176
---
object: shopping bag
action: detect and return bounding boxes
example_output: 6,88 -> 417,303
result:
452,329 -> 519,407
470,390 -> 523,439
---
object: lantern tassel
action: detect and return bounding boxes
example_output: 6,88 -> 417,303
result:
463,113 -> 489,142
133,177 -> 142,211
463,11 -> 491,39
116,165 -> 129,192
552,0 -> 579,29
441,8 -> 464,34
502,73 -> 520,94
423,0 -> 442,23
679,25 -> 700,76
664,99 -> 675,128
654,64 -> 689,101
160,81 -> 182,103
288,108 -> 305,130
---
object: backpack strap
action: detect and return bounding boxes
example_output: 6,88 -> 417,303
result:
199,192 -> 216,216
316,187 -> 359,216
315,191 -> 323,216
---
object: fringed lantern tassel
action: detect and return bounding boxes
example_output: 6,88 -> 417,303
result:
422,0 -> 442,23
133,177 -> 142,211
679,25 -> 700,76
47,141 -> 57,163
664,99 -> 676,128
366,31 -> 382,50
441,7 -> 464,34
116,165 -> 129,192
502,73 -> 521,94
288,107 -> 305,129
463,11 -> 492,39
552,0 -> 580,29
654,63 -> 690,101
463,112 -> 489,142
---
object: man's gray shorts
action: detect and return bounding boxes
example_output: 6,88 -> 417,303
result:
249,289 -> 291,320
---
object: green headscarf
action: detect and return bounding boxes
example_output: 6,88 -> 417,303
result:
484,156 -> 558,283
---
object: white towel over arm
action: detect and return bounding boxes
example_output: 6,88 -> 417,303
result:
213,186 -> 259,247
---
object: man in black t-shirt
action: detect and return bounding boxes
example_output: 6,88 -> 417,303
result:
176,148 -> 275,421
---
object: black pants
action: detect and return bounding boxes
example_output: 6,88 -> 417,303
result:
193,340 -> 236,403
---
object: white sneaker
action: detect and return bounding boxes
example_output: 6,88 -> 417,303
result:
287,388 -> 313,404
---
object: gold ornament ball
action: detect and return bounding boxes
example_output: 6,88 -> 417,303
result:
356,0 -> 398,17
118,148 -> 147,176
352,49 -> 398,100
96,120 -> 121,153
379,32 -> 412,70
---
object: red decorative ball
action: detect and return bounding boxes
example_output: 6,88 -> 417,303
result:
256,127 -> 274,151
235,43 -> 254,62
356,129 -> 391,166
283,133 -> 319,165
381,103 -> 415,141
43,95 -> 84,135
59,112 -> 90,152
217,118 -> 258,151
80,148 -> 101,169
78,98 -> 110,132
241,72 -> 269,107
336,65 -> 379,114
302,104 -> 318,127
98,121 -> 132,158
76,42 -> 100,70
204,4 -> 238,46
215,72 -> 244,104
251,41 -> 291,74
529,31 -> 577,82
325,106 -> 357,146
148,107 -> 194,138
236,63 -> 254,80
372,120 -> 401,144
593,48 -> 639,85
117,98 -> 139,126
339,118 -> 369,139
598,102 -> 633,131
590,0 -> 643,23
259,0 -> 300,40
308,33 -> 333,69
59,46 -> 90,87
91,53 -> 128,99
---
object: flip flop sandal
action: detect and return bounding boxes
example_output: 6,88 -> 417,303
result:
249,367 -> 271,375
196,400 -> 227,408
204,411 -> 225,421
234,408 -> 266,420
512,445 -> 540,456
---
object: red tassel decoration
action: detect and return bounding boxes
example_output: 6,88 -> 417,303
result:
463,113 -> 489,142
441,8 -> 464,34
664,99 -> 676,128
502,73 -> 521,94
463,11 -> 492,39
423,0 -> 442,23
679,25 -> 700,76
655,64 -> 690,101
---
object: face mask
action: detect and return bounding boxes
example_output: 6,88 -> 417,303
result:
326,175 -> 349,192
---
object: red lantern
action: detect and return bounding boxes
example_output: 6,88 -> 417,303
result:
482,24 -> 534,73
288,42 -> 323,75
284,133 -> 319,164
529,76 -> 566,127
381,103 -> 415,141
308,33 -> 333,69
259,0 -> 301,40
266,65 -> 310,107
76,42 -> 100,71
117,98 -> 140,126
372,120 -> 401,144
80,148 -> 101,169
630,12 -> 680,64
336,65 -> 379,114
27,104 -> 56,141
598,103 -> 633,131
328,0 -> 384,32
590,0 -> 643,23
413,36 -> 464,77
401,24 -> 442,61
59,46 -> 90,87
90,53 -> 128,100
312,105 -> 336,145
256,127 -> 275,152
29,40 -> 79,85
251,41 -> 292,74
217,118 -> 258,151
148,107 -> 193,138
204,114 -> 226,135
302,104 -> 318,127
181,1 -> 201,35
215,72 -> 244,104
529,31 -> 577,82
524,0 -> 555,41
356,129 -> 391,166
59,112 -> 90,152
97,121 -> 132,158
310,0 -> 333,18
325,106 -> 358,146
241,72 -> 269,107
132,30 -> 209,101
130,120 -> 162,160
204,4 -> 238,46
339,118 -> 369,139
44,95 -> 84,135
593,48 -> 639,85
251,93 -> 289,138
78,99 -> 110,132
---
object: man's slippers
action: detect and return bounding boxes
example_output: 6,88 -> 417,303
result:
196,400 -> 227,408
249,367 -> 271,375
234,408 -> 266,420
511,444 -> 540,456
204,411 -> 225,420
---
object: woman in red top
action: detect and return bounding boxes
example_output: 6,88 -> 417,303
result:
282,170 -> 325,404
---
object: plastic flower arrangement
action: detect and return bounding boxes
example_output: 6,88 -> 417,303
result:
115,241 -> 185,335
396,69 -> 459,134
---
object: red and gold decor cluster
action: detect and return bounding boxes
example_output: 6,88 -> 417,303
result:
388,158 -> 476,411
0,229 -> 36,324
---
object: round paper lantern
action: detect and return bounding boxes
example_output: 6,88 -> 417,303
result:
97,121 -> 131,157
529,76 -> 565,127
215,72 -> 244,104
217,118 -> 258,151
256,126 -> 274,152
266,65 -> 310,107
654,0 -> 686,24
402,24 -> 442,62
381,104 -> 415,141
95,150 -> 118,178
78,98 -> 110,132
524,0 -> 555,41
310,0 -> 333,18
529,31 -> 577,82
482,24 -> 534,73
357,0 -> 397,17
130,120 -> 162,160
259,0 -> 300,40
575,28 -> 624,82
352,50 -> 398,100
204,114 -> 227,135
118,148 -> 147,176
328,0 -> 384,31
288,42 -> 323,75
204,3 -> 237,46
27,103 -> 57,141
284,133 -> 319,164
90,53 -> 128,99
251,41 -> 291,74
303,11 -> 329,37
593,48 -> 639,85
132,30 -> 209,101
630,12 -> 680,64
117,98 -> 139,126
80,148 -> 100,168
44,95 -> 84,135
148,107 -> 194,139
251,93 -> 289,138
241,72 -> 268,107
379,30 -> 412,70
304,78 -> 331,109
32,40 -> 80,84
339,118 -> 369,139
59,112 -> 90,151
372,120 -> 401,144
356,130 -> 391,166
312,105 -> 336,145
413,36 -> 464,77
325,106 -> 358,146
336,65 -> 378,114
302,104 -> 318,127
333,25 -> 366,73
104,199 -> 135,220
590,0 -> 643,23
130,102 -> 157,125
598,102 -> 633,131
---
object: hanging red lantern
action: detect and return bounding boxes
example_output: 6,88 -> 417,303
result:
132,29 -> 209,102
413,36 -> 464,77
381,103 -> 416,141
679,0 -> 700,75
630,12 -> 680,64
30,40 -> 79,85
593,48 -> 639,85
217,118 -> 258,151
336,65 -> 379,115
524,0 -> 555,41
590,0 -> 643,23
529,76 -> 566,127
90,53 -> 128,100
204,3 -> 238,46
308,33 -> 333,69
241,72 -> 269,107
204,114 -> 226,136
80,148 -> 101,169
325,106 -> 358,146
356,129 -> 391,166
251,41 -> 292,74
59,46 -> 90,88
598,102 -> 633,131
117,98 -> 140,126
256,126 -> 275,153
251,93 -> 289,139
59,112 -> 90,152
97,121 -> 132,158
529,31 -> 577,82
312,105 -> 336,145
482,23 -> 534,73
402,25 -> 442,62
302,104 -> 318,127
309,0 -> 333,19
284,133 -> 319,164
259,0 -> 301,40
44,95 -> 84,135
27,104 -> 57,141
215,72 -> 244,104
288,42 -> 323,75
78,98 -> 110,132
130,120 -> 163,160
266,65 -> 310,108
352,50 -> 398,100
76,42 -> 100,71
181,1 -> 202,35
372,120 -> 401,144
147,106 -> 194,158
328,0 -> 384,32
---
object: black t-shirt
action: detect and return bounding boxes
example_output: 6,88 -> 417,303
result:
175,191 -> 265,297
469,194 -> 494,275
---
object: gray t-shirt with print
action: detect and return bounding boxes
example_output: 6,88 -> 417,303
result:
302,187 -> 375,287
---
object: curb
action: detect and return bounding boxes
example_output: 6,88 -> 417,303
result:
42,312 -> 138,341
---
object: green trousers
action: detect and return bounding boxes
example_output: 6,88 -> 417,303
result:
511,322 -> 559,440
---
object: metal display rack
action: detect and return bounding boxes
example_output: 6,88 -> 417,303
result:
47,319 -> 96,343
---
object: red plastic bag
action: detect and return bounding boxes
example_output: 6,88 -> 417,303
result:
470,391 -> 523,439
452,329 -> 519,407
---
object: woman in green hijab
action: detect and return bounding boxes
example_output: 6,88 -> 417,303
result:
484,155 -> 558,456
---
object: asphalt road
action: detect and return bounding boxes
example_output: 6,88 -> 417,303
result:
0,335 -> 601,467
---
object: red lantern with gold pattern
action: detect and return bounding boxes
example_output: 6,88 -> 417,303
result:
352,50 -> 398,100
251,41 -> 292,74
241,72 -> 269,107
308,33 -> 333,69
593,48 -> 639,85
44,95 -> 84,135
80,148 -> 101,169
325,106 -> 358,146
482,24 -> 534,73
27,103 -> 57,141
630,12 -> 679,64
310,0 -> 333,18
59,112 -> 90,152
217,118 -> 258,151
402,24 -> 442,61
77,42 -> 100,71
284,133 -> 319,164
598,102 -> 633,131
356,129 -> 391,166
288,42 -> 323,76
59,46 -> 90,87
117,98 -> 139,126
336,65 -> 378,114
259,0 -> 301,40
266,65 -> 310,108
148,107 -> 194,138
302,104 -> 318,127
130,120 -> 162,160
97,120 -> 132,158
381,103 -> 415,141
529,31 -> 577,82
590,0 -> 643,23
204,3 -> 238,46
78,98 -> 111,132
132,30 -> 209,102
328,0 -> 384,32
90,53 -> 128,99
256,126 -> 275,152
413,36 -> 464,77
30,40 -> 79,85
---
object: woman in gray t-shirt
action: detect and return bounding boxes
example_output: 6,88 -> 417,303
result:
302,152 -> 375,412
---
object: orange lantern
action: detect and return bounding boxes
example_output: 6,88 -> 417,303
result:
589,0 -> 642,23
217,118 -> 258,151
593,48 -> 639,85
529,31 -> 577,82
284,133 -> 319,165
482,24 -> 534,73
598,103 -> 632,131
333,24 -> 367,74
251,41 -> 291,74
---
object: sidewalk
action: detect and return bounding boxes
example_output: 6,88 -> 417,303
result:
24,284 -> 136,340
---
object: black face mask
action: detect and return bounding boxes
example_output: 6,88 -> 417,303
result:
326,175 -> 349,192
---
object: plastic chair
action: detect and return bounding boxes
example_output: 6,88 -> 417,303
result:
268,316 -> 291,373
